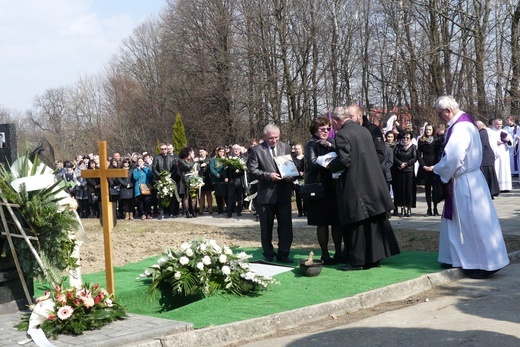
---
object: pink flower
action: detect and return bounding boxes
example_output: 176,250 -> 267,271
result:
57,305 -> 74,320
93,283 -> 99,290
56,294 -> 67,304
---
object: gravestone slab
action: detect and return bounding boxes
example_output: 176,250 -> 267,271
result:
0,123 -> 16,166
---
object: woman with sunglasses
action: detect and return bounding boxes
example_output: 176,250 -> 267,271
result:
393,130 -> 418,217
304,116 -> 343,265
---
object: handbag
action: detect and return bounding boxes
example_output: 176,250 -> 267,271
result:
110,187 -> 120,196
300,183 -> 325,200
139,183 -> 152,195
433,174 -> 445,204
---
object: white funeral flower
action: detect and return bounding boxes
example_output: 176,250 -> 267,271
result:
180,242 -> 190,251
174,272 -> 181,280
179,256 -> 189,265
219,254 -> 227,263
224,246 -> 233,255
202,255 -> 212,265
237,251 -> 250,260
196,262 -> 204,270
221,265 -> 231,275
199,244 -> 207,252
185,248 -> 194,257
157,257 -> 167,266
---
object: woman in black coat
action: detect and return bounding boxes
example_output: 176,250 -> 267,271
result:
116,158 -> 134,220
393,130 -> 418,217
304,116 -> 343,265
178,147 -> 198,218
86,159 -> 101,218
417,124 -> 439,216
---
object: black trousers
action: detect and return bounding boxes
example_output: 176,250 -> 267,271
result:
258,201 -> 293,258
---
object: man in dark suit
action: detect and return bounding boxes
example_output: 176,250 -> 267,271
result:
247,124 -> 294,263
153,143 -> 178,220
329,105 -> 400,271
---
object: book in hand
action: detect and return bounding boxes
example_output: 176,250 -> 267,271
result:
273,154 -> 299,178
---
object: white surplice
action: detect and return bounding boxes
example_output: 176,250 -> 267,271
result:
489,127 -> 512,191
504,124 -> 520,176
434,112 -> 509,271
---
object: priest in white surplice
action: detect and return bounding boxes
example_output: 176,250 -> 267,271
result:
504,116 -> 520,177
490,118 -> 513,191
433,96 -> 509,279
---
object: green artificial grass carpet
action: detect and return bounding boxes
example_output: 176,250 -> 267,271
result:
35,249 -> 439,329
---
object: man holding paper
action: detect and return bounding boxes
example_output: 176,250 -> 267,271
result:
247,124 -> 295,263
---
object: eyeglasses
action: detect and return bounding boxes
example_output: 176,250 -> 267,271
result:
318,127 -> 331,132
160,148 -> 167,150
403,136 -> 411,139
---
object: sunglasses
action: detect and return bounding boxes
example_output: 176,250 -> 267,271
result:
318,127 -> 331,132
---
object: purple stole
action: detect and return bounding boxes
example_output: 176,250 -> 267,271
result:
442,113 -> 476,220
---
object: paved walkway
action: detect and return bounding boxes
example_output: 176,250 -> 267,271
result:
1,183 -> 519,346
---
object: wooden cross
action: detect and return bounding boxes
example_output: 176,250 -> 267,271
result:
81,141 -> 127,295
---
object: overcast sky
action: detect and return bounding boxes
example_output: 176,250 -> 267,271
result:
0,0 -> 166,112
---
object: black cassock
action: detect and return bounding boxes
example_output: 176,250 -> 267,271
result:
329,119 -> 400,266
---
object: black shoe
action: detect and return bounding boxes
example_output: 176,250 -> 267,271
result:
333,254 -> 347,264
254,215 -> 259,222
463,269 -> 499,279
276,255 -> 294,264
425,209 -> 432,216
440,263 -> 454,269
363,261 -> 380,269
433,208 -> 440,216
393,209 -> 399,217
400,208 -> 405,217
405,208 -> 411,217
297,213 -> 303,217
338,264 -> 364,271
186,213 -> 193,218
321,257 -> 339,266
264,256 -> 274,262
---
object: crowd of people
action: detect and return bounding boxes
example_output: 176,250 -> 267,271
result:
54,95 -> 512,277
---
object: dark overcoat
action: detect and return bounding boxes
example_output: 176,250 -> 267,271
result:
328,119 -> 394,226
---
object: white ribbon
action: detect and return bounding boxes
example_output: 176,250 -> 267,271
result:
27,299 -> 57,347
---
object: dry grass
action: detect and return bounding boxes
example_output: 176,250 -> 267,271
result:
78,218 -> 520,274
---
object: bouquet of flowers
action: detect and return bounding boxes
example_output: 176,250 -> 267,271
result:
154,171 -> 179,207
137,238 -> 278,299
217,156 -> 247,171
15,282 -> 127,339
187,174 -> 204,199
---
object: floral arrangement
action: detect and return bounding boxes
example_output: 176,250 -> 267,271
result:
0,151 -> 79,282
187,174 -> 205,199
137,238 -> 278,299
154,171 -> 179,207
217,156 -> 247,171
15,282 -> 127,339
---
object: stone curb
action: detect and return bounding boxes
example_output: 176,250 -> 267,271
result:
130,250 -> 520,347
129,269 -> 462,347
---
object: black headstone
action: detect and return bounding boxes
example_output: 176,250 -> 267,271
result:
0,123 -> 17,166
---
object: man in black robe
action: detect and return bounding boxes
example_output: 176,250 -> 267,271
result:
476,121 -> 500,198
329,105 -> 400,270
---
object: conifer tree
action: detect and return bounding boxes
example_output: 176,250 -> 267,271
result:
172,113 -> 187,152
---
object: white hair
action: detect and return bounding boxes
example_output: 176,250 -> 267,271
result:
434,95 -> 459,112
